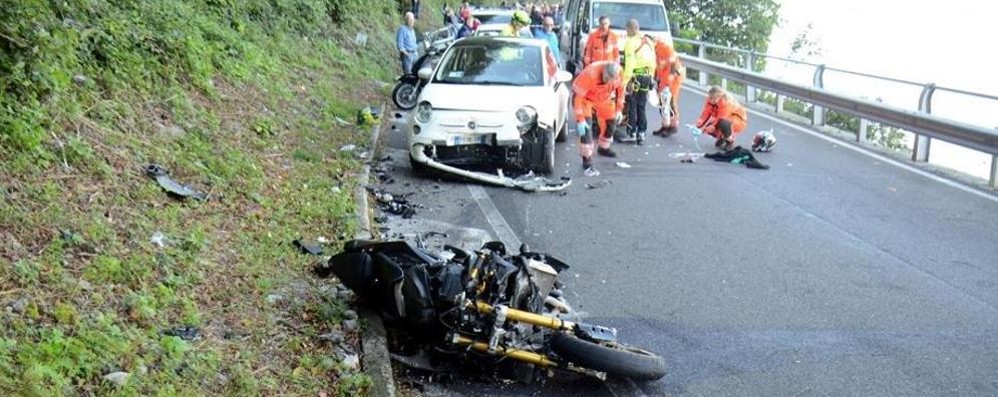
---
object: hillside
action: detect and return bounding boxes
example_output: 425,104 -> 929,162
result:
0,1 -> 459,395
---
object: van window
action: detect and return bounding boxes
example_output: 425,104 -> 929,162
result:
590,2 -> 668,31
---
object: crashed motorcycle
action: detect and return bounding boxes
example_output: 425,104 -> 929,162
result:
315,239 -> 667,382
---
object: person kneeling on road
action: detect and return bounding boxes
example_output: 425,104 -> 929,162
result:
573,61 -> 626,169
696,86 -> 748,151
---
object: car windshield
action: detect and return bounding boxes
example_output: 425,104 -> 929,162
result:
433,42 -> 544,86
590,2 -> 668,31
474,13 -> 512,24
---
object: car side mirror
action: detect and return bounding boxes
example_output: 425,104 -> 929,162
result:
670,21 -> 680,38
417,67 -> 434,80
555,70 -> 573,83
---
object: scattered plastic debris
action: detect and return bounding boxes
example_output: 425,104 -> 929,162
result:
145,164 -> 207,201
150,232 -> 167,248
339,144 -> 357,152
334,117 -> 352,126
584,180 -> 612,190
583,167 -> 600,177
164,325 -> 201,341
369,188 -> 420,218
293,239 -> 324,255
615,162 -> 632,169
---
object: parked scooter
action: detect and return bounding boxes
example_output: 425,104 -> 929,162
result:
392,29 -> 455,110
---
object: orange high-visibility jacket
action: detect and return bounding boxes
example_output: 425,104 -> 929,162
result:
653,39 -> 683,88
572,61 -> 625,120
697,96 -> 748,132
583,29 -> 620,67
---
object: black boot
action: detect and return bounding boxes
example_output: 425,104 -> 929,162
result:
597,147 -> 617,157
582,156 -> 593,169
636,132 -> 646,146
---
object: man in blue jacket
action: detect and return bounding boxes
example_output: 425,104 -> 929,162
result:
533,16 -> 561,66
396,12 -> 419,74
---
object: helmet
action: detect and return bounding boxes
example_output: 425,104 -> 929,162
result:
512,10 -> 531,26
752,129 -> 777,152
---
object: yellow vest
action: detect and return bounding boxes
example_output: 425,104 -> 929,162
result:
622,35 -> 657,83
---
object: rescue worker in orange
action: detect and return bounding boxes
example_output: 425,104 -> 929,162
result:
573,61 -> 626,169
696,86 -> 748,151
583,16 -> 619,68
652,37 -> 685,136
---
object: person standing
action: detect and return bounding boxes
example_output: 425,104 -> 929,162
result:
696,86 -> 748,150
412,0 -> 421,19
620,19 -> 656,145
573,61 -> 626,168
652,36 -> 684,136
533,16 -> 561,65
457,15 -> 478,39
396,12 -> 418,74
583,16 -> 619,68
501,10 -> 534,37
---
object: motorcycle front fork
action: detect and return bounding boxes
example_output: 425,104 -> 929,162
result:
447,301 -> 606,379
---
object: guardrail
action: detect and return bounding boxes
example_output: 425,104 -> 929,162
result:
674,38 -> 998,187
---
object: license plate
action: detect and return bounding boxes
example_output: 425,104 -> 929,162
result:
448,133 -> 490,146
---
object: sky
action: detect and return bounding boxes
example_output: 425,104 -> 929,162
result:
763,0 -> 998,178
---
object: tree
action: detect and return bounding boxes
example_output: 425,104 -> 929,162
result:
665,0 -> 780,53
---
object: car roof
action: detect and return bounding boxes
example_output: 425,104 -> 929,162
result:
452,36 -> 547,48
471,9 -> 514,15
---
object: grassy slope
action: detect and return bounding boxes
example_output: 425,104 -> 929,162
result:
0,0 -> 463,395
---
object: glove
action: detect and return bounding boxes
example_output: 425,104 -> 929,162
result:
613,112 -> 623,125
576,121 -> 590,137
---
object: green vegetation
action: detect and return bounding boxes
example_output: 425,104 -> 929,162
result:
0,0 -> 462,395
667,0 -> 780,64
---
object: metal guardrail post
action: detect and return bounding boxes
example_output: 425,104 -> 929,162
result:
812,65 -> 826,126
913,83 -> 936,162
745,52 -> 756,103
991,155 -> 998,187
697,43 -> 707,86
776,94 -> 785,114
859,118 -> 869,142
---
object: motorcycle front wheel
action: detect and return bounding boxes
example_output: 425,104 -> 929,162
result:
392,81 -> 419,110
550,332 -> 666,381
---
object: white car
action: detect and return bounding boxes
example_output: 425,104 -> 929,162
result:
469,10 -> 514,37
409,37 -> 572,175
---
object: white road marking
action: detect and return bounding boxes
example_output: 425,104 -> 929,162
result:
467,184 -> 522,249
682,86 -> 998,204
467,184 -> 649,397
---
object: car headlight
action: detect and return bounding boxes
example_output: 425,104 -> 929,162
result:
415,101 -> 433,124
515,106 -> 537,129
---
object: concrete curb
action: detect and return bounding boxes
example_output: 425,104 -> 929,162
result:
353,103 -> 396,397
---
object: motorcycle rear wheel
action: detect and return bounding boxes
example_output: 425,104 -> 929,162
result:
550,332 -> 666,381
392,81 -> 419,110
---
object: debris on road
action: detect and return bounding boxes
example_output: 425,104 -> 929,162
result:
615,162 -> 632,169
369,188 -> 420,218
704,146 -> 770,170
584,167 -> 600,177
584,180 -> 612,190
146,164 -> 208,201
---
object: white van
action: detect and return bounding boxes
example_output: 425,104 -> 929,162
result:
559,0 -> 677,73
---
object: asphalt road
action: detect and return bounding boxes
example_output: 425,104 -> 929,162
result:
377,85 -> 998,396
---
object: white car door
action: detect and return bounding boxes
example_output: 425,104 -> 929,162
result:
546,47 -> 570,133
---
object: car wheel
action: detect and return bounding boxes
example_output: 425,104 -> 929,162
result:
534,127 -> 555,175
555,119 -> 568,142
